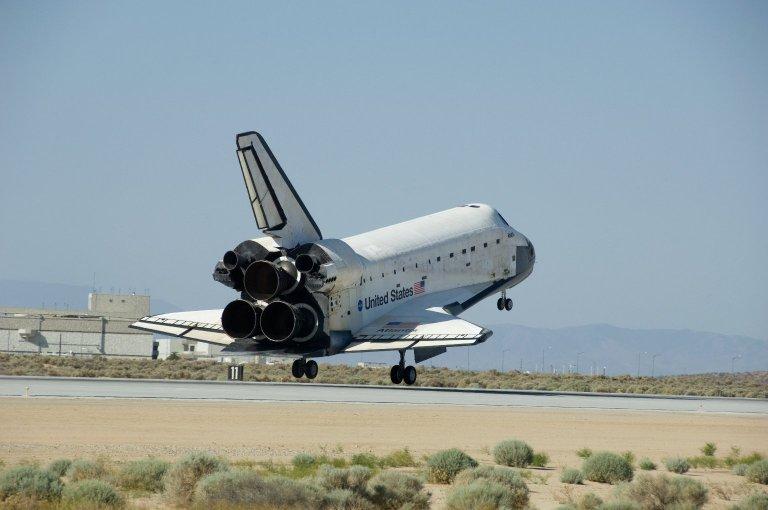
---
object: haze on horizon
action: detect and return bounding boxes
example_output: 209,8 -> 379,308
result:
1,1 -> 766,340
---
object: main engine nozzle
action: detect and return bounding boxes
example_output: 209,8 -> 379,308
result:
260,301 -> 318,342
243,260 -> 299,301
221,299 -> 263,339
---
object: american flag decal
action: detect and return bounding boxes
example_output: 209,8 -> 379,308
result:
413,280 -> 425,295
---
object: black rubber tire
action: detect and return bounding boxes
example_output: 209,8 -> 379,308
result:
305,360 -> 318,379
390,365 -> 404,384
505,298 -> 513,311
404,365 -> 417,385
291,359 -> 305,378
496,297 -> 504,310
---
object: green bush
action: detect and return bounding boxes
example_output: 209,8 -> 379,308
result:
746,460 -> 768,485
582,452 -> 634,484
194,470 -> 325,509
163,451 -> 228,505
47,458 -> 72,478
426,449 -> 478,483
62,479 -> 124,509
454,466 -> 529,508
616,473 -> 707,509
665,457 -> 690,474
67,459 -> 109,482
724,447 -> 764,468
446,479 -> 527,510
578,492 -> 604,510
323,488 -> 376,510
316,465 -> 372,494
117,458 -> 170,492
638,458 -> 656,471
381,448 -> 417,467
731,463 -> 749,476
350,453 -> 378,469
292,452 -> 318,469
561,468 -> 584,484
687,455 -> 720,469
577,448 -> 593,459
0,465 -> 62,502
531,452 -> 550,468
700,443 -> 717,457
493,440 -> 534,468
597,501 -> 640,510
622,452 -> 636,466
366,470 -> 430,510
730,492 -> 768,510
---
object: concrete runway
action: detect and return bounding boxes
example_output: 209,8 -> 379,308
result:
1,375 -> 765,414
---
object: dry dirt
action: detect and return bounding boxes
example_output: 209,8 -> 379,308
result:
0,397 -> 766,509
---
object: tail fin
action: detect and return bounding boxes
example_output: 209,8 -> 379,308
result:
236,132 -> 322,248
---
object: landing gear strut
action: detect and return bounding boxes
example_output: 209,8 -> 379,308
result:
497,290 -> 513,311
390,350 -> 417,385
292,358 -> 318,380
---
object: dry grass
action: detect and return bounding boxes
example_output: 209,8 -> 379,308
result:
2,353 -> 766,397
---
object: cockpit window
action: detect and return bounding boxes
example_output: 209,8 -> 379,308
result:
496,211 -> 510,226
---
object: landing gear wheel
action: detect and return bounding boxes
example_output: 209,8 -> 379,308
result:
403,365 -> 417,385
305,360 -> 318,379
390,364 -> 404,384
504,298 -> 513,311
291,359 -> 305,379
497,298 -> 504,310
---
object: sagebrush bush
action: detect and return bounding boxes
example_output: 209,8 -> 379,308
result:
381,448 -> 416,467
426,449 -> 478,483
323,488 -> 376,510
0,465 -> 62,502
687,455 -> 720,469
665,457 -> 690,474
560,468 -> 584,484
163,451 -> 228,505
493,440 -> 534,468
350,453 -> 378,469
577,448 -> 593,459
446,479 -> 527,510
598,501 -> 640,510
731,463 -> 749,476
582,452 -> 634,484
62,479 -> 124,509
531,452 -> 550,468
700,442 -> 717,457
579,492 -> 604,510
730,492 -> 768,510
66,458 -> 109,482
47,458 -> 72,478
316,464 -> 372,494
117,458 -> 170,492
746,460 -> 768,485
292,452 -> 317,469
638,458 -> 656,471
454,466 -> 529,508
615,473 -> 708,510
194,470 -> 325,509
366,470 -> 430,510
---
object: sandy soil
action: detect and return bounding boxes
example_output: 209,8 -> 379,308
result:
0,397 -> 765,508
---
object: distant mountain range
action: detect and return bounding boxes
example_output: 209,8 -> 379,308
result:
2,279 -> 765,375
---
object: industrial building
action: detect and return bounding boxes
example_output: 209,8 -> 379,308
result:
0,293 -> 155,358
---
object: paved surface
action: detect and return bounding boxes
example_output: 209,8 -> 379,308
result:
0,375 -> 765,414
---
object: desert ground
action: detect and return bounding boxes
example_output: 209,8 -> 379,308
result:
1,397 -> 766,508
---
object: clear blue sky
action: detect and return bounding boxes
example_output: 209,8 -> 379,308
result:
1,1 -> 766,339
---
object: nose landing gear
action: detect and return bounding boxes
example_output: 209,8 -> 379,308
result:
291,358 -> 318,380
390,350 -> 417,385
496,290 -> 513,311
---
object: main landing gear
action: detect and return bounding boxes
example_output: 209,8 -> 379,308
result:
496,290 -> 513,311
292,358 -> 318,380
390,350 -> 417,385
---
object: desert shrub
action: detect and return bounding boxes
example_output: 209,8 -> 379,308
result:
598,501 -> 641,510
616,474 -> 708,510
316,465 -> 372,494
561,468 -> 584,484
730,492 -> 768,510
700,443 -> 717,457
454,465 -> 529,508
426,449 -> 478,483
323,488 -> 376,510
532,451 -> 550,468
725,447 -> 764,468
583,452 -> 634,484
578,492 -> 604,509
117,458 -> 170,492
746,460 -> 768,485
577,448 -> 594,459
292,452 -> 318,469
446,479 -> 528,510
665,457 -> 690,474
687,455 -> 721,469
62,479 -> 124,508
493,440 -> 534,468
163,451 -> 228,505
381,448 -> 417,467
47,458 -> 72,478
638,459 -> 656,471
622,452 -> 636,466
731,463 -> 749,476
0,465 -> 62,502
67,459 -> 109,482
366,470 -> 429,510
350,453 -> 378,469
194,469 -> 325,509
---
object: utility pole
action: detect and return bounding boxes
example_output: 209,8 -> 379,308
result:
731,354 -> 741,374
576,351 -> 585,374
651,353 -> 660,377
636,351 -> 647,377
541,345 -> 551,374
501,349 -> 511,372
